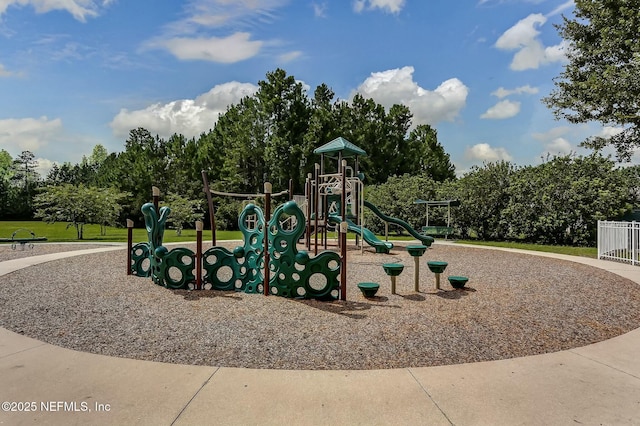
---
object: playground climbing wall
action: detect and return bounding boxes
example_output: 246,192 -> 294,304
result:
130,200 -> 342,300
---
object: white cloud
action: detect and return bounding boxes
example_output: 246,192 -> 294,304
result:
532,126 -> 570,141
543,137 -> 572,156
465,143 -> 513,162
0,64 -> 14,77
491,85 -> 538,98
171,0 -> 289,31
496,13 -> 546,49
354,66 -> 468,125
533,126 -> 580,159
146,1 -> 292,63
0,0 -> 113,22
598,126 -> 625,139
110,81 -> 259,139
495,13 -> 567,70
313,2 -> 327,17
481,99 -> 521,119
278,50 -> 302,63
547,0 -> 574,18
0,117 -> 63,154
151,32 -> 263,63
353,0 -> 405,14
478,0 -> 550,6
35,157 -> 58,178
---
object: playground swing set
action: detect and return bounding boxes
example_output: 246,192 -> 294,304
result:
128,137 -> 467,300
414,199 -> 461,238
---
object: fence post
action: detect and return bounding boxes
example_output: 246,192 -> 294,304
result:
634,221 -> 638,266
597,220 -> 602,260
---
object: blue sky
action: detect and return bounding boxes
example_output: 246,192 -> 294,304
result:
1,0 -> 635,177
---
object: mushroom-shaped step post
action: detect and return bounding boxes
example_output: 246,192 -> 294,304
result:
357,282 -> 380,298
448,275 -> 469,289
382,263 -> 404,294
426,261 -> 448,290
406,245 -> 427,292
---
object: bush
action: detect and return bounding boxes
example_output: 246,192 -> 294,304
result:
213,198 -> 243,231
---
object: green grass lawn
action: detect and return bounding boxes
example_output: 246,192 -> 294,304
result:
455,239 -> 597,258
0,221 -> 598,258
0,221 -> 241,244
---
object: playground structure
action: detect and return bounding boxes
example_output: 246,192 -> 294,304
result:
128,137 -> 461,300
130,182 -> 348,301
304,137 -> 434,255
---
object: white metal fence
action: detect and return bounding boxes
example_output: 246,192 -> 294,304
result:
597,221 -> 639,266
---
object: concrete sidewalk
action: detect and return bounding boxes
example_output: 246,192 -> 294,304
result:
1,246 -> 639,425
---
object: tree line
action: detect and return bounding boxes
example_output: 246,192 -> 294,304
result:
365,155 -> 639,246
0,68 -> 455,233
3,0 -> 640,245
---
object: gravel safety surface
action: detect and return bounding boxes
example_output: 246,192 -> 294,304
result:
1,242 -> 639,370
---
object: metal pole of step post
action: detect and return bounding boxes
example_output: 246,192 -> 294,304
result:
414,256 -> 420,292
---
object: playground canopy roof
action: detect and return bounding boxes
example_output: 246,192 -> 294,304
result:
414,199 -> 461,207
313,137 -> 367,158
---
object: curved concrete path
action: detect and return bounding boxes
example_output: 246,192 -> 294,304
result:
1,244 -> 639,425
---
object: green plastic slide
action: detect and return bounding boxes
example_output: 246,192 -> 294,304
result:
327,215 -> 393,254
363,201 -> 434,246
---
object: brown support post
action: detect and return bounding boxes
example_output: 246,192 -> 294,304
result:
196,220 -> 203,290
288,178 -> 293,201
263,182 -> 272,296
126,219 -> 134,275
305,176 -> 311,249
323,193 -> 328,250
314,163 -> 320,256
152,186 -> 160,211
341,159 -> 347,249
340,221 -> 347,301
201,170 -> 216,246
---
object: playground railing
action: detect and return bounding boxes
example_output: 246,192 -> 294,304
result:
598,220 -> 639,266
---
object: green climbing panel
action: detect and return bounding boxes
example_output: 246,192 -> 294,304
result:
203,203 -> 265,292
133,200 -> 341,299
267,201 -> 340,300
131,242 -> 151,277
